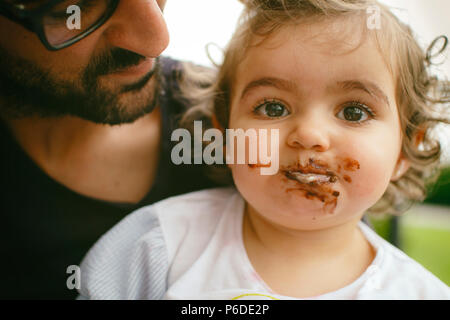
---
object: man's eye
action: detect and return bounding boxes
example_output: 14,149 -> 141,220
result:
48,0 -> 96,20
336,103 -> 373,123
254,100 -> 290,118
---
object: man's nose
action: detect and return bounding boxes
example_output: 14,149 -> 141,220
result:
103,0 -> 169,58
286,112 -> 331,152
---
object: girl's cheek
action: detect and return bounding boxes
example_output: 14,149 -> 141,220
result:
231,163 -> 263,183
340,127 -> 401,201
230,165 -> 259,202
346,154 -> 396,204
351,168 -> 389,198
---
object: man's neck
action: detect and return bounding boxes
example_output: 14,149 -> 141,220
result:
4,115 -> 106,163
2,111 -> 162,203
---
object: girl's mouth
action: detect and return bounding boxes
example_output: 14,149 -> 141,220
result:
282,158 -> 338,185
285,171 -> 338,185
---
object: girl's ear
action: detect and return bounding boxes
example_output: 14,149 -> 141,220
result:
414,127 -> 426,147
391,153 -> 410,181
390,125 -> 425,181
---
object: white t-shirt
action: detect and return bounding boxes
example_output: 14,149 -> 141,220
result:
79,187 -> 450,300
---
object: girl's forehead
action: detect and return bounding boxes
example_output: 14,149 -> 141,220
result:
249,17 -> 368,57
235,21 -> 394,89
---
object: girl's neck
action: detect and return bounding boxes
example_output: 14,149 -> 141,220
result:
242,204 -> 376,297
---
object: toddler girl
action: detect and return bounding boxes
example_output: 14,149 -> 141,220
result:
79,0 -> 449,299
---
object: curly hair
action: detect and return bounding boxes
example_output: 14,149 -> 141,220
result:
180,0 -> 450,215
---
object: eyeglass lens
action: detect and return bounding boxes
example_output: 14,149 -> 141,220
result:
42,0 -> 111,47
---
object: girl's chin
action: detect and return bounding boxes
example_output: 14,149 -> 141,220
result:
247,191 -> 344,228
256,207 -> 344,232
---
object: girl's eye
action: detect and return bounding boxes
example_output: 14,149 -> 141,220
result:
336,102 -> 373,123
253,100 -> 290,118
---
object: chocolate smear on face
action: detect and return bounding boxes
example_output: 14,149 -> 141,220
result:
343,158 -> 360,171
341,158 -> 360,183
248,162 -> 272,168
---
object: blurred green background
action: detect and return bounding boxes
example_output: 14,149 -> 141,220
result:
368,166 -> 450,285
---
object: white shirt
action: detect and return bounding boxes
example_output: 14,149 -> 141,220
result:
79,187 -> 450,300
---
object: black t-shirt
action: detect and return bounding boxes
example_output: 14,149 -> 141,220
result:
0,57 -> 218,299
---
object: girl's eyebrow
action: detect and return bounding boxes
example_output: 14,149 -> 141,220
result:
240,77 -> 297,100
334,80 -> 391,108
239,77 -> 391,109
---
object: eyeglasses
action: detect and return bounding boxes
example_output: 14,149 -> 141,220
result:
0,0 -> 120,51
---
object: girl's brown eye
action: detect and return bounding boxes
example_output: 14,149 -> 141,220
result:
344,106 -> 365,121
254,101 -> 290,118
336,103 -> 373,123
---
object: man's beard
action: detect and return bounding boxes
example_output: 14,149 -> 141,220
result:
0,46 -> 161,125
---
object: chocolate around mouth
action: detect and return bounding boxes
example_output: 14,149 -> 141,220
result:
285,171 -> 338,185
281,158 -> 340,214
280,157 -> 360,214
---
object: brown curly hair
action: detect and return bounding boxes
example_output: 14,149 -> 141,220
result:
180,0 -> 450,215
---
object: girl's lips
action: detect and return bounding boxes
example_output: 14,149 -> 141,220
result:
285,171 -> 337,184
282,158 -> 338,185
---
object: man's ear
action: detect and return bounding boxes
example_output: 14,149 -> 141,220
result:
212,114 -> 224,133
391,153 -> 410,181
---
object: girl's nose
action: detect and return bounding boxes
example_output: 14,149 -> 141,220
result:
103,0 -> 169,58
286,115 -> 331,152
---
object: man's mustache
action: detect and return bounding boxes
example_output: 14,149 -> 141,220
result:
87,48 -> 147,77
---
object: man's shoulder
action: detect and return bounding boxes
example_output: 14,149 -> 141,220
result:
159,56 -> 214,93
157,56 -> 215,130
159,56 -> 214,78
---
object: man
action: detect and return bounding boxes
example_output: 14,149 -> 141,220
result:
0,0 -> 217,299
